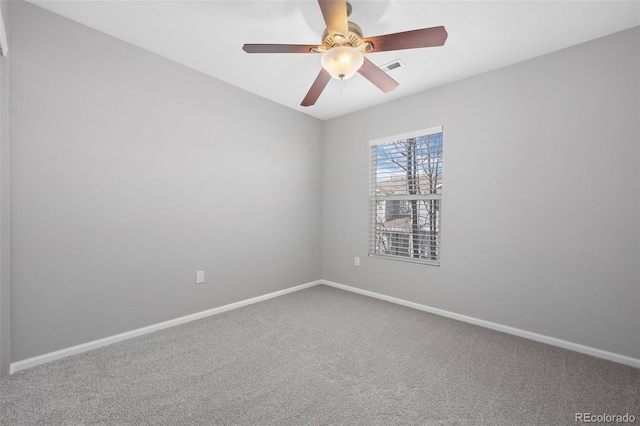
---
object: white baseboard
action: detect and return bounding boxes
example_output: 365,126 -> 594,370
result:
11,278 -> 639,374
320,280 -> 640,369
10,280 -> 322,374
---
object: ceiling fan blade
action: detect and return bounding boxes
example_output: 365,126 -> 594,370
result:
363,26 -> 448,53
243,44 -> 318,54
358,57 -> 399,93
301,68 -> 332,107
318,0 -> 349,39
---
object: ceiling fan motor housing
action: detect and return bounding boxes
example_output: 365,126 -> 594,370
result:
321,22 -> 371,52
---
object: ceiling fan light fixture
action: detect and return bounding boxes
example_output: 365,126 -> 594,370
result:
242,1 -> 447,107
321,45 -> 364,80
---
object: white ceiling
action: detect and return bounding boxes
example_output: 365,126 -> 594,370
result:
27,1 -> 640,120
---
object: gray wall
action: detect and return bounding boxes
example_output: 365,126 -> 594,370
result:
0,0 -> 10,376
9,1 -> 323,362
322,27 -> 640,359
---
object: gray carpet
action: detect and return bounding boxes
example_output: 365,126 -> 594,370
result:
1,285 -> 638,425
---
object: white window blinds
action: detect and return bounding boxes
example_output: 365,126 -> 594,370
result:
369,126 -> 443,265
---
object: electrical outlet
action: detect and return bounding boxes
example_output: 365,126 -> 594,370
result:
354,257 -> 360,267
196,270 -> 205,284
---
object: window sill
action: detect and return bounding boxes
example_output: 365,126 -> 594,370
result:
368,253 -> 440,267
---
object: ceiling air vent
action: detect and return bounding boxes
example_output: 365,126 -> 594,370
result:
379,59 -> 405,73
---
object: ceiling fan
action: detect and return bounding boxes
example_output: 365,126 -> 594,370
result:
242,0 -> 448,107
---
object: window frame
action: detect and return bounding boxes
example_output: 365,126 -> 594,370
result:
368,126 -> 443,266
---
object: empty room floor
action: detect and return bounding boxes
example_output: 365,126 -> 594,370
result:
1,285 -> 638,425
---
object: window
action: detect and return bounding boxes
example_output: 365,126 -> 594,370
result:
369,126 -> 443,265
